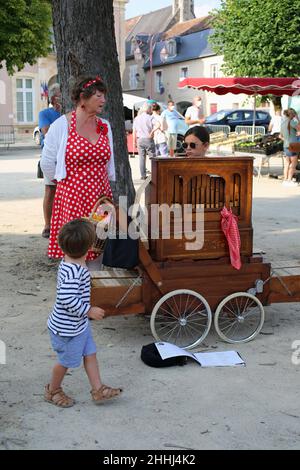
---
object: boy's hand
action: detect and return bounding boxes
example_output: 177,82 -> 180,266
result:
88,306 -> 105,320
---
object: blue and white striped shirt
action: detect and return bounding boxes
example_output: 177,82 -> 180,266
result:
48,261 -> 91,337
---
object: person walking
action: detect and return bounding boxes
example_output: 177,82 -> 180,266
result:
280,108 -> 299,187
185,96 -> 205,129
268,109 -> 282,135
132,102 -> 155,179
151,103 -> 168,157
38,84 -> 61,238
161,100 -> 180,157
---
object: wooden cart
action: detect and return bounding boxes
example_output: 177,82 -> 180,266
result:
91,156 -> 300,349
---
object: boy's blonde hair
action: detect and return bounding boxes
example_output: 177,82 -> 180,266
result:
58,219 -> 95,258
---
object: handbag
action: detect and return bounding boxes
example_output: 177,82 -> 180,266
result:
102,216 -> 139,269
288,142 -> 300,153
37,160 -> 44,179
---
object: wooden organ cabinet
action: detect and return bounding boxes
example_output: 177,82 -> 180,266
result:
145,156 -> 254,261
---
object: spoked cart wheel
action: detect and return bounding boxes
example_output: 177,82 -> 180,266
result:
150,289 -> 212,350
214,292 -> 265,344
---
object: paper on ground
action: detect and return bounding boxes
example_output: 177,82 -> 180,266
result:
155,342 -> 245,367
193,350 -> 245,367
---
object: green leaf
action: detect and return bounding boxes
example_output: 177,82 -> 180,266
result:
0,0 -> 52,74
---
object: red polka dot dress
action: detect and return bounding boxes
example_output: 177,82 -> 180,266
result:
48,111 -> 113,260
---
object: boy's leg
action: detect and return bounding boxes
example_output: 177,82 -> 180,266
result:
84,353 -> 102,390
45,363 -> 74,407
49,363 -> 68,391
84,353 -> 122,403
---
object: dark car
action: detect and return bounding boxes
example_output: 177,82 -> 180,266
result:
205,109 -> 271,132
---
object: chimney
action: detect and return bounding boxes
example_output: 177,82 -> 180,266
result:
172,0 -> 179,16
179,0 -> 195,22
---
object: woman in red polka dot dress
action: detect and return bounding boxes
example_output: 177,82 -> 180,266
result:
41,76 -> 116,260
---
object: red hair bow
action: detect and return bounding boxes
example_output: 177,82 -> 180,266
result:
83,75 -> 102,89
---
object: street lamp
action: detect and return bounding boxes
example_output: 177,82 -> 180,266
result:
133,34 -> 169,99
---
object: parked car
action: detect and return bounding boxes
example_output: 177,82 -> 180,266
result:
33,126 -> 41,146
205,109 -> 271,132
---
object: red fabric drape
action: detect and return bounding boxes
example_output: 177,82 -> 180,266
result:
221,207 -> 241,270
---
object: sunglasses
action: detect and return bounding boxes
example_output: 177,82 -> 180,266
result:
182,142 -> 197,149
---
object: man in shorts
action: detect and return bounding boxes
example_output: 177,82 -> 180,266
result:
161,100 -> 181,157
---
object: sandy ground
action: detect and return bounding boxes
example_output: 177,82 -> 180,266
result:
0,146 -> 300,450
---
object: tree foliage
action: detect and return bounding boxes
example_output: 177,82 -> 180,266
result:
210,0 -> 300,77
0,0 -> 52,75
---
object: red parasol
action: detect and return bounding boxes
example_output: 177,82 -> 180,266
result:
178,77 -> 300,139
178,77 -> 300,97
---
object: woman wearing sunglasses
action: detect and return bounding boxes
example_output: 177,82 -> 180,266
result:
182,126 -> 210,157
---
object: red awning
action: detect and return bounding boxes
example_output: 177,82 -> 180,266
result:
178,77 -> 300,97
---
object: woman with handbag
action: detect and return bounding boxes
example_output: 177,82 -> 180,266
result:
41,75 -> 115,259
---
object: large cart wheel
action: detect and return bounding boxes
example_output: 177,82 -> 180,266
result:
150,289 -> 212,350
214,292 -> 265,344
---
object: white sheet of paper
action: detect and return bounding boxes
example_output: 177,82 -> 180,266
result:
155,342 -> 195,360
155,342 -> 245,367
193,350 -> 245,367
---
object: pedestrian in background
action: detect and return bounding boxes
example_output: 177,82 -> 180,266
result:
151,103 -> 168,157
185,96 -> 205,129
161,100 -> 180,157
268,109 -> 282,136
132,102 -> 155,179
280,108 -> 299,187
38,84 -> 61,238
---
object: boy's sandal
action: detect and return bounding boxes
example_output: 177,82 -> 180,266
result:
44,384 -> 74,408
90,384 -> 122,404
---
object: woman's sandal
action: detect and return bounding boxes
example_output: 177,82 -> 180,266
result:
44,384 -> 74,408
90,384 -> 122,404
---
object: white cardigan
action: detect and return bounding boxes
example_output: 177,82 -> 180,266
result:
40,115 -> 116,182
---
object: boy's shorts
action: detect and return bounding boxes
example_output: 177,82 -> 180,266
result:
49,324 -> 97,368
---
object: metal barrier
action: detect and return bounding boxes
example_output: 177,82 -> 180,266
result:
235,126 -> 266,136
0,125 -> 15,148
205,124 -> 231,136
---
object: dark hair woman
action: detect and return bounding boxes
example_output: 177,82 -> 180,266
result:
182,126 -> 210,157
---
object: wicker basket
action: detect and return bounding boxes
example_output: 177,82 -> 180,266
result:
84,196 -> 114,254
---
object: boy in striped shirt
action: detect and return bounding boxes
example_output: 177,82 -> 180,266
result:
44,219 -> 122,407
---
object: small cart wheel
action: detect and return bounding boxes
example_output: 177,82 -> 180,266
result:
214,292 -> 265,344
150,289 -> 212,350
